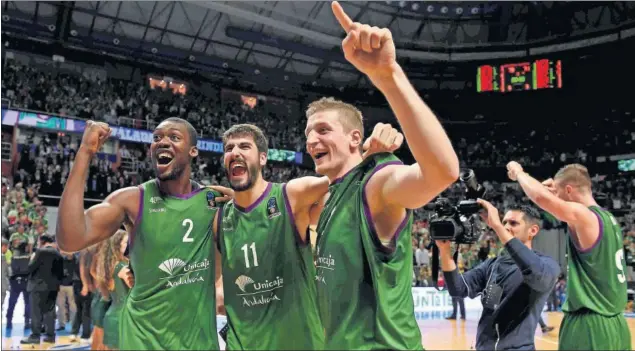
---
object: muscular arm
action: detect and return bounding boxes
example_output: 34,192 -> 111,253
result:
371,65 -> 459,209
365,67 -> 459,241
516,172 -> 599,249
57,147 -> 138,252
286,176 -> 330,211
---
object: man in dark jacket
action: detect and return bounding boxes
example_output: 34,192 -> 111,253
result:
437,201 -> 560,351
21,235 -> 64,344
6,234 -> 31,329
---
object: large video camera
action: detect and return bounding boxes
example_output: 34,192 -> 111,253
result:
426,169 -> 486,245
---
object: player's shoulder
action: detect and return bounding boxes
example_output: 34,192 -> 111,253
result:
105,185 -> 142,203
362,152 -> 404,177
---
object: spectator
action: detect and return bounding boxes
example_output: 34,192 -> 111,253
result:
21,235 -> 64,345
56,251 -> 78,331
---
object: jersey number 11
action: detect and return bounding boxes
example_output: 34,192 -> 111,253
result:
241,242 -> 259,268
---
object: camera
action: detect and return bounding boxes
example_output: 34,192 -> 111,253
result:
426,169 -> 486,244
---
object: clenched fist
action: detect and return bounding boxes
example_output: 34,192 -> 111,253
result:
362,123 -> 404,159
81,120 -> 112,155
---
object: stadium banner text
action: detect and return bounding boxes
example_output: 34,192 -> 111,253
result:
1,109 -> 302,165
411,287 -> 483,313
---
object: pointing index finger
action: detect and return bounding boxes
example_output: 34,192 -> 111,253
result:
332,1 -> 353,33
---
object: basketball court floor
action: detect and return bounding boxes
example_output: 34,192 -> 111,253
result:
3,298 -> 635,350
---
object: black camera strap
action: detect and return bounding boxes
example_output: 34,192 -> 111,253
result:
431,243 -> 460,292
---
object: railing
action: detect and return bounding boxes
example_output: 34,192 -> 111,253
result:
1,142 -> 12,160
119,155 -> 138,174
117,116 -> 156,130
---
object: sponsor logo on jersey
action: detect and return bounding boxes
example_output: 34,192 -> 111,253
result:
234,274 -> 283,307
158,258 -> 210,288
150,196 -> 163,204
314,249 -> 335,285
206,191 -> 217,209
150,207 -> 166,213
267,197 -> 281,219
221,214 -> 234,232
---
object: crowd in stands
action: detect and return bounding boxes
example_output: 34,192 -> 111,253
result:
2,56 -> 635,323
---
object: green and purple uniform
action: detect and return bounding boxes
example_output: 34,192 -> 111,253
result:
218,182 -> 324,350
119,180 -> 221,350
315,153 -> 423,350
559,206 -> 631,350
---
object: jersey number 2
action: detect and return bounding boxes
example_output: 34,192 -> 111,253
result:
616,249 -> 626,284
241,242 -> 259,268
182,219 -> 194,243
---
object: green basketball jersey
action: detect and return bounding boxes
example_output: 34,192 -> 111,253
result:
315,153 -> 423,350
219,182 -> 324,350
563,206 -> 627,316
103,261 -> 130,349
119,180 -> 221,350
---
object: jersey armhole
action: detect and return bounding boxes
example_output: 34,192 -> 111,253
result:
126,185 -> 144,257
282,183 -> 308,248
361,160 -> 405,256
216,205 -> 224,254
569,210 -> 604,256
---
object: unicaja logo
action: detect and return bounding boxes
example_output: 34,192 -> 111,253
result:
159,258 -> 186,276
235,275 -> 255,292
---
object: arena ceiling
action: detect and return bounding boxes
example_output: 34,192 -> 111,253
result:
2,1 -> 635,91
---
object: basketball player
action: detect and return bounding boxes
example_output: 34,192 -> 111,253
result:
506,162 -> 631,350
307,2 -> 460,349
217,122 -> 402,350
57,117 -> 232,350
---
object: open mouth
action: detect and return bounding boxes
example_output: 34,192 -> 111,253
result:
230,162 -> 247,177
314,152 -> 327,161
156,152 -> 174,166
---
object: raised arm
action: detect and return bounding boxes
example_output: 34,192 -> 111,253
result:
507,162 -> 600,249
331,1 -> 458,216
57,121 -> 137,252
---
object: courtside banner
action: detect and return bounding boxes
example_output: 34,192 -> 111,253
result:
412,287 -> 483,313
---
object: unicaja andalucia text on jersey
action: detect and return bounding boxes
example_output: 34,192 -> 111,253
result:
238,276 -> 284,307
160,258 -> 210,288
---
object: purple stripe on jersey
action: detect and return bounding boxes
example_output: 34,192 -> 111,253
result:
170,186 -> 205,200
282,183 -> 306,247
332,166 -> 357,185
361,161 -> 403,254
576,210 -> 605,254
128,186 -> 144,254
215,205 -> 224,254
235,182 -> 272,213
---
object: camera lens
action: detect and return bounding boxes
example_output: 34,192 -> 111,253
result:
459,169 -> 474,182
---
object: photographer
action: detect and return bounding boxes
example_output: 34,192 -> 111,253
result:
436,200 -> 560,350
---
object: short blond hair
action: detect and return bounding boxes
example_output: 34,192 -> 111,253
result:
306,97 -> 364,137
554,163 -> 592,191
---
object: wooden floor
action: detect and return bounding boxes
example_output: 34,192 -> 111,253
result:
3,311 -> 635,350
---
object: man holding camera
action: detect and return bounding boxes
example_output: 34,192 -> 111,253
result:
436,200 -> 560,350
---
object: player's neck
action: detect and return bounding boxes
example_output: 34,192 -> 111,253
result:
328,154 -> 363,183
234,176 -> 268,209
576,193 -> 599,208
157,175 -> 193,197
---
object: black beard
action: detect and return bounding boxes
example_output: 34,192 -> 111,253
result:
226,164 -> 260,192
155,162 -> 185,181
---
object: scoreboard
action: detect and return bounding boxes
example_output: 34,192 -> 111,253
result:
477,59 -> 562,93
